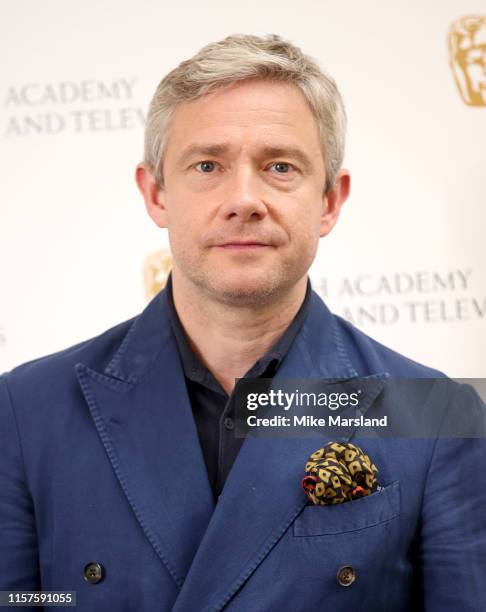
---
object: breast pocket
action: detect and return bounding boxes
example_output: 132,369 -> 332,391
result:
293,480 -> 400,537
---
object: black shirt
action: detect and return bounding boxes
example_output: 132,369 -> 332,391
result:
166,273 -> 312,499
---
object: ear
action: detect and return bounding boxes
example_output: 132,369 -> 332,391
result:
319,169 -> 351,238
135,162 -> 168,228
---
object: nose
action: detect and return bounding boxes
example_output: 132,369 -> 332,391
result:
219,166 -> 268,222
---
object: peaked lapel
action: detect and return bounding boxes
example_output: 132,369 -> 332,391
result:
76,287 -> 215,587
171,291 -> 388,612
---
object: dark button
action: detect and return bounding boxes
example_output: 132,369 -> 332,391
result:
223,417 -> 234,430
189,366 -> 201,381
337,565 -> 356,587
84,562 -> 104,584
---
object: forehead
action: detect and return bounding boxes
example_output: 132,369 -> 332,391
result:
163,79 -> 323,162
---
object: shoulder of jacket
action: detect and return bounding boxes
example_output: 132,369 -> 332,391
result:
333,313 -> 447,378
2,315 -> 138,386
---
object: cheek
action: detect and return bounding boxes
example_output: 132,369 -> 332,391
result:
282,204 -> 323,265
165,198 -> 213,269
283,199 -> 323,244
166,195 -> 200,236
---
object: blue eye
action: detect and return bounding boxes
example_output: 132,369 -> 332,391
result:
271,162 -> 293,173
195,161 -> 216,173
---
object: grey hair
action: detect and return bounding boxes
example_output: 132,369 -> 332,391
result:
144,34 -> 347,194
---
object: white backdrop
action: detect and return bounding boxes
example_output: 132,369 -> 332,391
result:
1,0 -> 485,376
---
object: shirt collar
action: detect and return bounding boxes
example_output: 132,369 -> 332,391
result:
165,272 -> 312,393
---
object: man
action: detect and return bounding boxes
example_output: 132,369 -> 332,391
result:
1,34 -> 485,611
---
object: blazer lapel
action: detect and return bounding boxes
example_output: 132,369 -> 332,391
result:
76,288 -> 215,588
171,292 -> 388,611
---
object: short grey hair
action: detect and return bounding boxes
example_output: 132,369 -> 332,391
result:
144,34 -> 347,194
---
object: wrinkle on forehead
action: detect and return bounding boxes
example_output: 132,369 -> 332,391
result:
197,109 -> 299,128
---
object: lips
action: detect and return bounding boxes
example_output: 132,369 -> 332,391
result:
216,241 -> 271,250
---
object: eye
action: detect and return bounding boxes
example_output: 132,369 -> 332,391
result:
194,160 -> 218,173
269,162 -> 295,174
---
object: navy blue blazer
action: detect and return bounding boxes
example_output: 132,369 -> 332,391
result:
1,286 -> 485,611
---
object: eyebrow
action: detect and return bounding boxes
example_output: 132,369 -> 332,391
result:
176,142 -> 315,172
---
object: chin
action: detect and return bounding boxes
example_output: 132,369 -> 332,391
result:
206,272 -> 287,306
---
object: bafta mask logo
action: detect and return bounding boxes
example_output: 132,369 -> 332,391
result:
448,15 -> 486,106
143,248 -> 172,301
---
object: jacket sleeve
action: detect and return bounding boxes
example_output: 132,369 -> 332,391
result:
0,374 -> 41,593
418,382 -> 486,610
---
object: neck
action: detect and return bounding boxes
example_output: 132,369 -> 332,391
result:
171,269 -> 308,395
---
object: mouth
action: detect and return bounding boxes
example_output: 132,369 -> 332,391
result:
216,241 -> 272,251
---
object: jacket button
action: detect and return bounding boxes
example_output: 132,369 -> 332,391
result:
223,417 -> 235,430
84,562 -> 104,584
337,565 -> 356,587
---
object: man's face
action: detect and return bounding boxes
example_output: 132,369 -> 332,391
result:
139,78 -> 349,306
